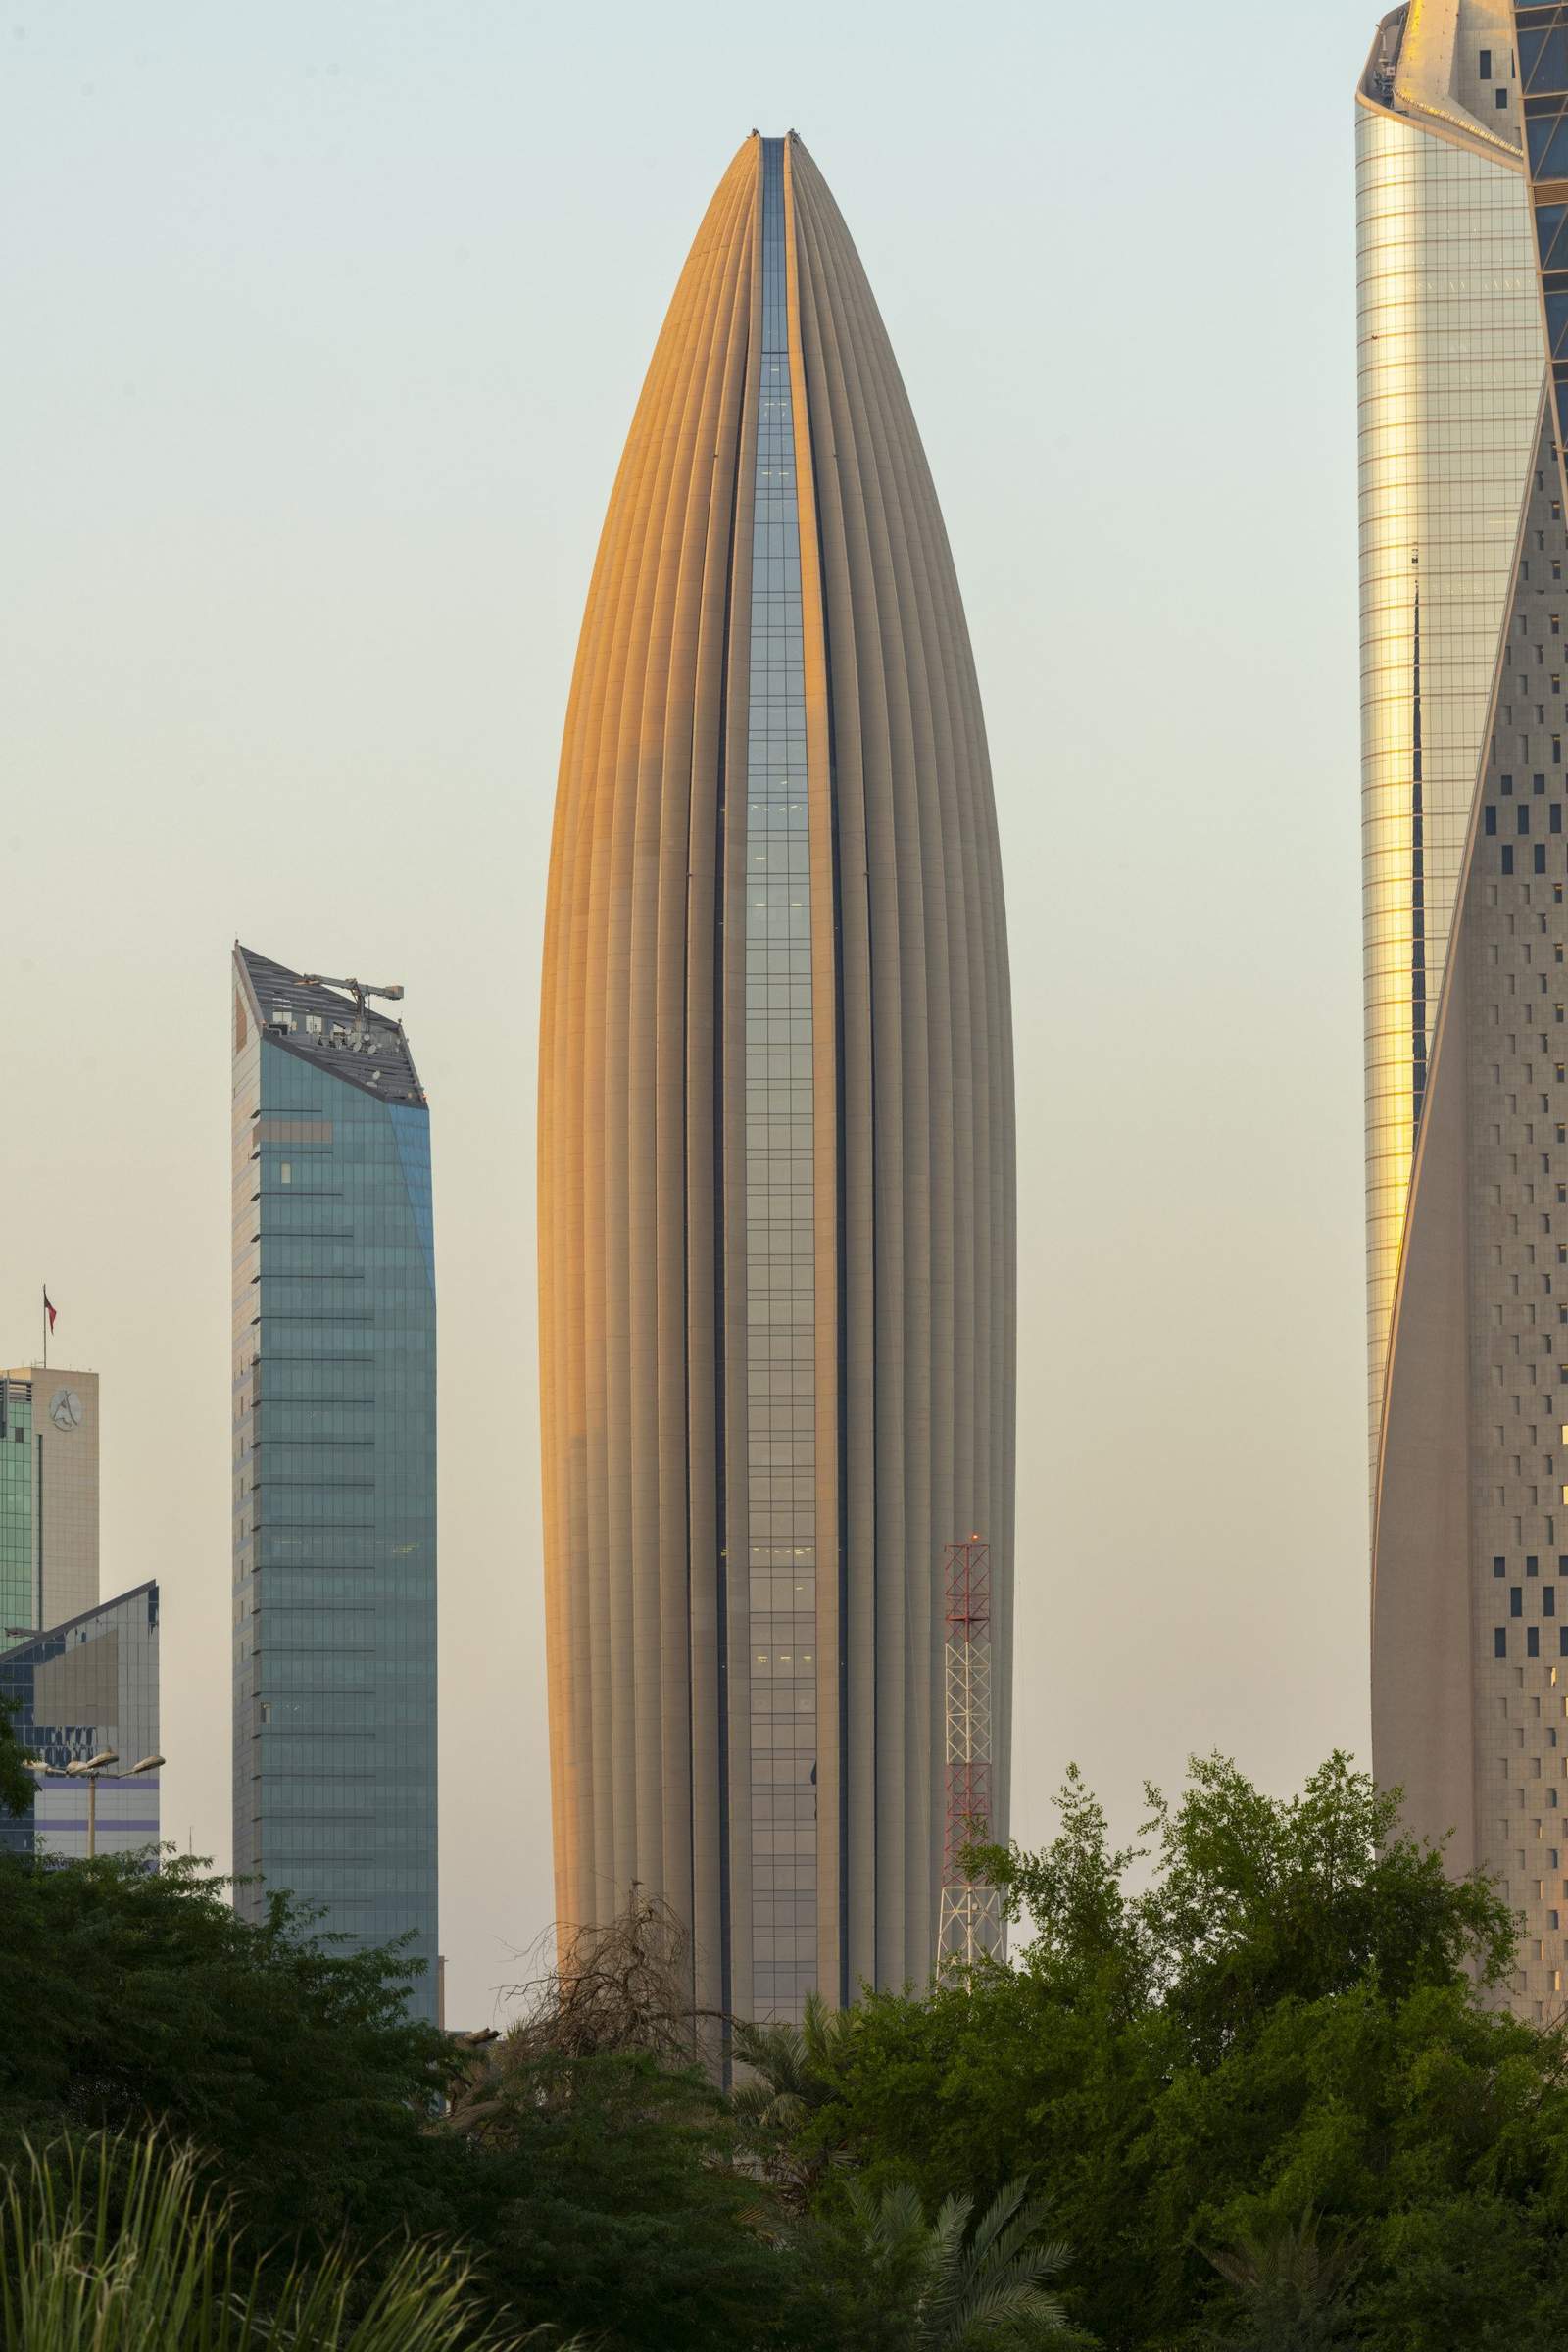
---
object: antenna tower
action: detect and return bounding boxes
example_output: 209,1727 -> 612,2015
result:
936,1536 -> 1004,1970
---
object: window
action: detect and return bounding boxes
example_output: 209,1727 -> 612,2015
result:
1499,1628 -> 1511,1658
1504,846 -> 1516,873
1539,773 -> 1549,794
1538,847 -> 1548,873
1481,45 -> 1492,74
1553,615 -> 1560,636
1488,807 -> 1498,835
1497,1555 -> 1509,1576
1532,1626 -> 1542,1656
1555,807 -> 1563,834
1547,1587 -> 1557,1617
279,1163 -> 292,1185
1497,84 -> 1510,106
1522,805 -> 1533,834
1557,737 -> 1563,766
1514,1587 -> 1526,1616
1531,1556 -> 1541,1576
1504,773 -> 1516,794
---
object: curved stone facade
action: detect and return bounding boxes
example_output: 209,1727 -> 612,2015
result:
1359,4 -> 1568,2019
538,133 -> 1014,2026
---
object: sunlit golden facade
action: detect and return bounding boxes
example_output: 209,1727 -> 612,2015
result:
1358,92 -> 1542,1469
537,135 -> 1015,2031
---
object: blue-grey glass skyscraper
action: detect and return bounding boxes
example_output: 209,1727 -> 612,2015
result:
231,948 -> 437,2020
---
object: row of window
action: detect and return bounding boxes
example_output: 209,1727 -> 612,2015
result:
1485,803 -> 1565,831
1504,1584 -> 1563,1613
1494,1626 -> 1568,1654
1495,845 -> 1565,872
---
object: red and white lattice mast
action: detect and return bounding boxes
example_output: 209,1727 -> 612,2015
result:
936,1536 -> 1004,1969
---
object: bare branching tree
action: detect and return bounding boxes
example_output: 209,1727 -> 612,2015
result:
446,1886 -> 716,2137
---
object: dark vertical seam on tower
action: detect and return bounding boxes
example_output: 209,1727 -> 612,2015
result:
713,390 -> 741,2086
33,1432 -> 43,1632
1412,553 -> 1427,1135
804,380 -> 852,2009
710,190 -> 759,2079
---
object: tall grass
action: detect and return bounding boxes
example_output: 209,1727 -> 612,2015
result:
0,2128 -> 567,2351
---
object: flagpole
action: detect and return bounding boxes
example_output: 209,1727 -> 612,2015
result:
41,1286 -> 46,1373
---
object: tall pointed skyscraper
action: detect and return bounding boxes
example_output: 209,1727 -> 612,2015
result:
1358,3 -> 1568,2016
538,134 -> 1015,2027
231,949 -> 438,2020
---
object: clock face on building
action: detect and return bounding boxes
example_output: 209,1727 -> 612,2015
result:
49,1389 -> 82,1433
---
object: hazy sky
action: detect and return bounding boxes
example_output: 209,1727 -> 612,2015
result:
2,0 -> 1380,2026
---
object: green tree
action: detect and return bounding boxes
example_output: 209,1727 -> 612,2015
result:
815,2175 -> 1076,2350
0,1852 -> 837,2352
1201,2211 -> 1360,2352
445,2043 -> 831,2350
971,1750 -> 1515,2048
0,1699 -> 37,1822
784,1753 -> 1562,2351
731,1988 -> 859,2202
0,1850 -> 461,2254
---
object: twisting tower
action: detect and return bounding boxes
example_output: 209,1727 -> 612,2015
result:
936,1539 -> 1004,1968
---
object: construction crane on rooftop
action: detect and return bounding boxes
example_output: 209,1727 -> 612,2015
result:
300,974 -> 404,1041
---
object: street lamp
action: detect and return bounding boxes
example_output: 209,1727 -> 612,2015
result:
58,1748 -> 164,1859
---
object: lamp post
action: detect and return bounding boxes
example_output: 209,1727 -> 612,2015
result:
57,1748 -> 165,1859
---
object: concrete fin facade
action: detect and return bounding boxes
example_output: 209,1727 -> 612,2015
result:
538,133 -> 1015,2027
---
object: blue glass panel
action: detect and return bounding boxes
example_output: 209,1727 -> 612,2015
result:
1523,25 -> 1568,93
1537,203 -> 1568,269
1529,112 -> 1568,176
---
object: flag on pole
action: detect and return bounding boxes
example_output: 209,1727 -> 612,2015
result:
43,1290 -> 56,1335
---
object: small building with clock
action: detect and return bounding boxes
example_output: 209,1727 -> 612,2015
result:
0,1363 -> 100,1636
